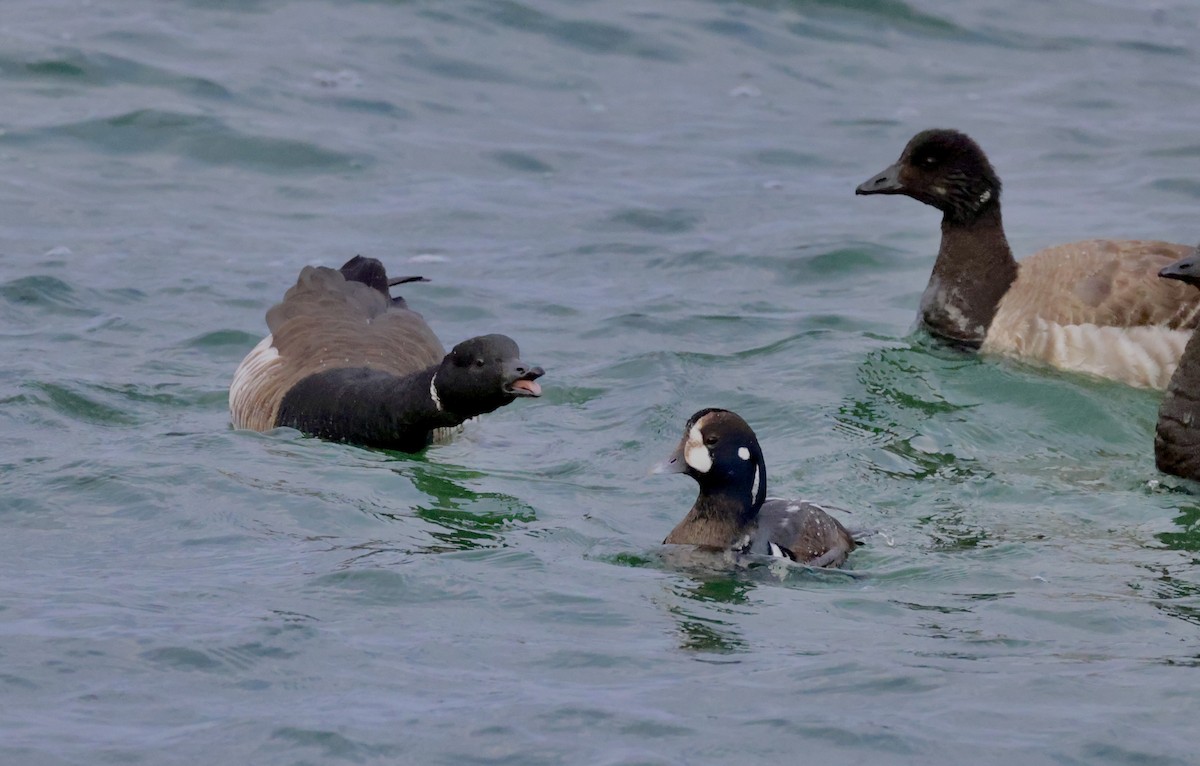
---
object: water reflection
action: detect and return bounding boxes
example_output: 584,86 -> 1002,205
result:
917,506 -> 991,552
1139,562 -> 1200,630
1155,502 -> 1200,553
835,343 -> 983,482
612,547 -> 865,655
1147,504 -> 1200,631
382,461 -> 538,554
666,573 -> 752,656
669,606 -> 747,655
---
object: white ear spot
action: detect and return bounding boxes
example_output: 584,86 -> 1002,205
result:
977,189 -> 992,206
684,423 -> 712,473
737,447 -> 750,461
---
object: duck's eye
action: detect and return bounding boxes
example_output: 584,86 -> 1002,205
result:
475,358 -> 485,368
703,434 -> 718,446
920,154 -> 938,167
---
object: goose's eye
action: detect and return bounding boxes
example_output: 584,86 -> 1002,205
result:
704,434 -> 718,446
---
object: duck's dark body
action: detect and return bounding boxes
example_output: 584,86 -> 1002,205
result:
657,408 -> 860,568
750,500 -> 857,567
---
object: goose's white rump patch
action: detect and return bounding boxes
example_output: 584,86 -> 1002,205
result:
983,319 -> 1192,390
229,335 -> 284,431
979,239 -> 1200,389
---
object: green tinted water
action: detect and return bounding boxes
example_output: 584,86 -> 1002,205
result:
3,1 -> 1200,764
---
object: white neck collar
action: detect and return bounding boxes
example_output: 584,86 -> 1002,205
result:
429,373 -> 443,412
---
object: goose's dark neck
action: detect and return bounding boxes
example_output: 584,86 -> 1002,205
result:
664,487 -> 760,548
382,367 -> 467,431
276,365 -> 463,451
921,204 -> 1018,348
1156,332 -> 1200,480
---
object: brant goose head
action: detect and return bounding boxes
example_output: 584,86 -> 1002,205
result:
857,128 -> 1001,224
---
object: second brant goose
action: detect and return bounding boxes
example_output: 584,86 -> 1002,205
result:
1154,248 -> 1200,480
857,128 -> 1199,389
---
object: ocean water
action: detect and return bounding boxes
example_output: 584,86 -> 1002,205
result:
3,1 -> 1200,763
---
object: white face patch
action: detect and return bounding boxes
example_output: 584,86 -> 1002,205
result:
931,185 -> 947,197
750,465 -> 760,505
683,422 -> 712,473
977,189 -> 992,207
737,447 -> 750,461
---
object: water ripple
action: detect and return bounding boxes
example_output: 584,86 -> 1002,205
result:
28,381 -> 137,426
605,207 -> 705,234
5,110 -> 365,172
0,276 -> 91,316
3,49 -> 231,98
2,0 -> 1197,763
482,1 -> 684,60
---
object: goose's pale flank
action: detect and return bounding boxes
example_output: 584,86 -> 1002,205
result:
856,129 -> 1200,389
229,256 -> 544,452
654,408 -> 860,568
1154,249 -> 1200,480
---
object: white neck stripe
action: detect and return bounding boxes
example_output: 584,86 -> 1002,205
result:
430,373 -> 443,412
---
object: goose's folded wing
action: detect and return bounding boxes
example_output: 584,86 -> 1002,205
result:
1009,240 -> 1200,329
266,265 -> 445,379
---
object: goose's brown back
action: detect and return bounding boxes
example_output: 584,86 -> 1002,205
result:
230,266 -> 444,431
984,240 -> 1200,388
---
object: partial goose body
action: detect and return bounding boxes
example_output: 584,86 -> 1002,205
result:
655,408 -> 860,568
230,256 -> 543,451
857,129 -> 1199,389
984,240 -> 1199,389
1154,250 -> 1200,480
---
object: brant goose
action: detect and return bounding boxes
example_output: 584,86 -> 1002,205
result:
1155,249 -> 1200,480
857,129 -> 1199,388
230,256 -> 543,451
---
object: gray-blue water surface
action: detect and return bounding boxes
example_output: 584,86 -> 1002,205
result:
4,1 -> 1200,763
